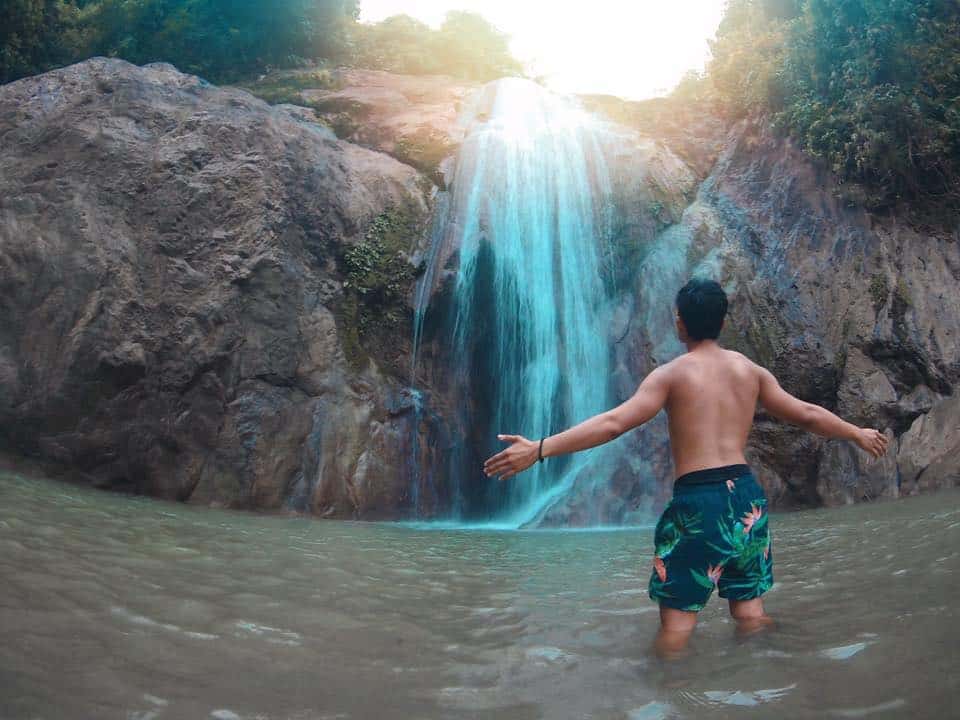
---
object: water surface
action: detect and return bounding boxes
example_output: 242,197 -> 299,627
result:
1,473 -> 957,719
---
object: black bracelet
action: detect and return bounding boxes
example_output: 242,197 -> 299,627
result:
538,437 -> 545,463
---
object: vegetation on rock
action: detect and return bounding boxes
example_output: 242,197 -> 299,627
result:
869,272 -> 890,312
338,208 -> 421,371
704,0 -> 960,211
237,69 -> 339,106
391,128 -> 455,187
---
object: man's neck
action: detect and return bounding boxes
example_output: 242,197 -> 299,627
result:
684,339 -> 721,353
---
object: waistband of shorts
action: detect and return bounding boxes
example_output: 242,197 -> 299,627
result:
674,464 -> 752,489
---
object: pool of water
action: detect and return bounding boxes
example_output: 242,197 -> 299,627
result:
1,472 -> 957,719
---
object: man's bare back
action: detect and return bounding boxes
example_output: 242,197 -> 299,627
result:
659,344 -> 888,476
659,346 -> 757,477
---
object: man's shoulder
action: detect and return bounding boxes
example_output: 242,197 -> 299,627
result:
721,348 -> 760,369
652,355 -> 685,374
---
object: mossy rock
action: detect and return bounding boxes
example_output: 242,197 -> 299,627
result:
868,272 -> 889,312
336,207 -> 424,373
238,69 -> 340,106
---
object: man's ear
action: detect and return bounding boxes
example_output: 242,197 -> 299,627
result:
675,312 -> 688,342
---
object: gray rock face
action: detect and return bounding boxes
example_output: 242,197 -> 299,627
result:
897,395 -> 960,495
697,121 -> 959,508
0,58 -> 439,516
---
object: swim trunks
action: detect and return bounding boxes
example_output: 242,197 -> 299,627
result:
648,464 -> 773,612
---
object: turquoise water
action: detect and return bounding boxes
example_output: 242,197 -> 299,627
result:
439,78 -> 618,525
1,472 -> 957,719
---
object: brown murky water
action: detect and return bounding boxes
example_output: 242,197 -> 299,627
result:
1,472 -> 957,719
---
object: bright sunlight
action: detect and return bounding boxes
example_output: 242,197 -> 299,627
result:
360,0 -> 727,99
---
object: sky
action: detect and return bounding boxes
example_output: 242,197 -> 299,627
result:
359,0 -> 728,100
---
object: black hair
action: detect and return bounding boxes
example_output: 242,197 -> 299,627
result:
675,278 -> 728,340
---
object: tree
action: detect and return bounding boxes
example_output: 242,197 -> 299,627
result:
1,0 -> 75,83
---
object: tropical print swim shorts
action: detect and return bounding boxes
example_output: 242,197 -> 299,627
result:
648,468 -> 773,612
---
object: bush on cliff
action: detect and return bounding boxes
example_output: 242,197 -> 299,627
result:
706,0 -> 960,210
75,0 -> 357,83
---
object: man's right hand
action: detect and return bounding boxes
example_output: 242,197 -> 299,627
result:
854,428 -> 890,459
483,434 -> 539,481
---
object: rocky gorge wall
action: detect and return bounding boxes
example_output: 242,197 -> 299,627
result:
1,59 -> 957,521
539,106 -> 960,523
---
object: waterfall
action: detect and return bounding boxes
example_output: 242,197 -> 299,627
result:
414,77 -> 621,527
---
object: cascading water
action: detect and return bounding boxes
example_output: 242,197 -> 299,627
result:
415,78 -> 623,527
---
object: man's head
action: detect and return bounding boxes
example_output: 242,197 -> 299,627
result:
675,278 -> 728,342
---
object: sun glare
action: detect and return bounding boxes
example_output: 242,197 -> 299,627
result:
360,0 -> 727,100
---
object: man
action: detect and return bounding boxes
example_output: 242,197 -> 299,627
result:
483,278 -> 889,654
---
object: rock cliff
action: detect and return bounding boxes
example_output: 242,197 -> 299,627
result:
1,59 -> 957,521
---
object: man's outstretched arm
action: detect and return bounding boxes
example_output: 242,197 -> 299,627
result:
483,367 -> 671,480
757,367 -> 889,458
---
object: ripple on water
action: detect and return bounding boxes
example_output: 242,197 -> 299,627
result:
110,606 -> 221,641
627,701 -> 676,719
827,698 -> 908,717
210,710 -> 242,720
524,645 -> 579,668
819,641 -> 871,660
701,683 -> 797,707
233,620 -> 302,646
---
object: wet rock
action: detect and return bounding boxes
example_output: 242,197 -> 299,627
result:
897,395 -> 960,495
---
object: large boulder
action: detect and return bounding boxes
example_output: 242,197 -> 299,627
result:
0,58 -> 445,516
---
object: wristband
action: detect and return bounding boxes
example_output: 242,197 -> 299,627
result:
538,437 -> 545,463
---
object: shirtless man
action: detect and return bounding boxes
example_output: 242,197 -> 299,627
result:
483,278 -> 889,654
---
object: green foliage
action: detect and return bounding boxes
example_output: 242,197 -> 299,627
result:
0,0 -> 78,83
708,0 -> 794,116
343,211 -> 415,300
238,69 -> 338,106
80,0 -> 359,82
892,277 -> 911,310
350,11 -> 523,81
1,0 -> 359,84
705,0 -> 960,211
868,272 -> 889,311
392,128 -> 454,186
1,2 -> 522,87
